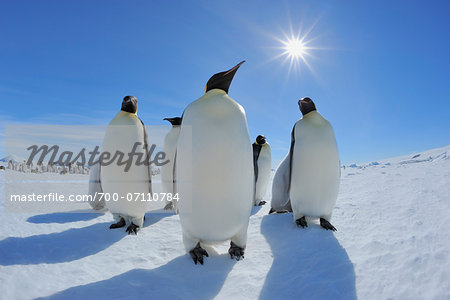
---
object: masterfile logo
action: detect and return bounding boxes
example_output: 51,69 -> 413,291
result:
4,124 -> 192,213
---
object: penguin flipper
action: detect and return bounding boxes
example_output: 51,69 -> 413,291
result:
139,118 -> 152,195
172,150 -> 178,214
271,152 -> 292,211
252,143 -> 262,206
228,241 -> 245,261
126,223 -> 140,235
270,125 -> 296,211
109,217 -> 126,229
287,124 -> 296,193
252,143 -> 262,181
88,163 -> 105,210
320,218 -> 337,231
189,243 -> 209,265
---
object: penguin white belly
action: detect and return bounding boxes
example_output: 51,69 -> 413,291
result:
177,92 -> 253,244
161,127 -> 180,195
255,145 -> 272,203
101,112 -> 149,226
290,116 -> 340,220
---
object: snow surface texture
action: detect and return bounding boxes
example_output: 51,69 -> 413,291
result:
0,146 -> 449,299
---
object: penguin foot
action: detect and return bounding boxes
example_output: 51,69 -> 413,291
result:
228,241 -> 245,261
296,216 -> 308,228
257,200 -> 266,206
126,223 -> 140,235
109,217 -> 126,229
320,218 -> 337,231
269,208 -> 290,214
189,243 -> 209,265
164,202 -> 173,210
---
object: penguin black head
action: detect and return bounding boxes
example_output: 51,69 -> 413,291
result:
163,117 -> 182,126
298,97 -> 316,116
121,96 -> 138,114
256,135 -> 266,145
205,60 -> 245,94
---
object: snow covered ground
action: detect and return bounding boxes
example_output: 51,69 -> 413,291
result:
0,145 -> 449,299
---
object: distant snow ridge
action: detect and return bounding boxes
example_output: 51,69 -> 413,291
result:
0,154 -> 25,163
344,147 -> 448,169
399,156 -> 433,165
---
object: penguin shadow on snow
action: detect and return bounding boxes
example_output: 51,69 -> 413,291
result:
251,205 -> 263,215
142,211 -> 173,228
0,222 -> 124,266
27,209 -> 104,224
41,255 -> 236,300
259,213 -> 356,300
0,211 -> 172,266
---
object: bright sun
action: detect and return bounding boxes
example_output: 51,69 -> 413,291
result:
283,38 -> 306,59
278,33 -> 313,75
271,24 -> 321,76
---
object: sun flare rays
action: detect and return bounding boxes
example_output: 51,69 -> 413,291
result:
271,21 -> 322,77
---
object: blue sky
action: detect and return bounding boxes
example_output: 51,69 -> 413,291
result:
1,0 -> 449,166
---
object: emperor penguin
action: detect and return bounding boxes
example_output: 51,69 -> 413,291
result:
176,61 -> 254,265
100,96 -> 152,234
161,117 -> 182,212
270,97 -> 340,231
253,135 -> 272,206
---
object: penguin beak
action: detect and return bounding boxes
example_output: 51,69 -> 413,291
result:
205,60 -> 246,94
163,117 -> 182,126
224,60 -> 245,77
